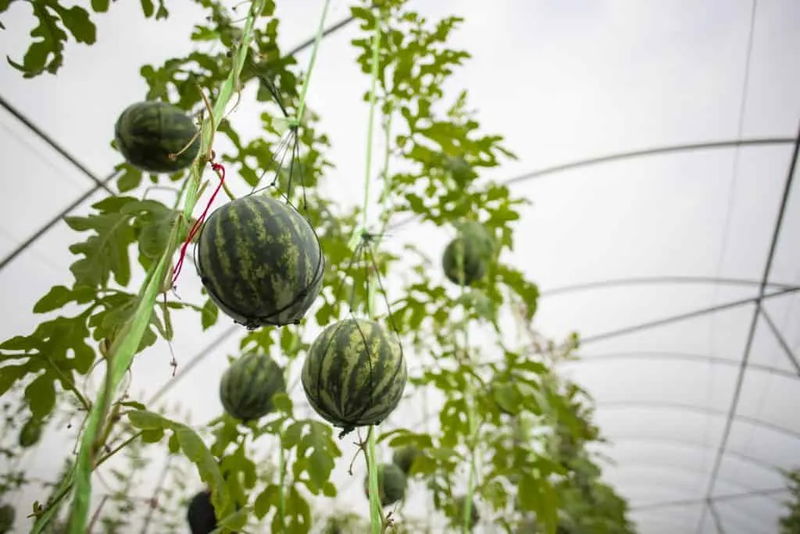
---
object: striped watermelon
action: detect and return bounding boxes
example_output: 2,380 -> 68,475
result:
301,319 -> 406,435
196,195 -> 324,328
115,101 -> 200,173
442,221 -> 494,286
219,353 -> 285,421
362,463 -> 407,506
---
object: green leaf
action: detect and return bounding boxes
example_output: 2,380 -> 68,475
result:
286,420 -> 340,495
128,410 -> 232,517
139,0 -> 154,17
25,372 -> 56,418
50,4 -> 96,44
116,164 -> 142,192
254,484 -> 280,519
33,285 -> 94,314
201,299 -> 218,330
90,0 -> 110,12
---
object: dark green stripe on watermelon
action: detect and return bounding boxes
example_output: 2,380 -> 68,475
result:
114,101 -> 200,173
219,353 -> 285,421
301,319 -> 406,435
196,194 -> 324,329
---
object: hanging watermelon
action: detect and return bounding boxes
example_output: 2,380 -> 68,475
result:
186,491 -> 217,534
301,319 -> 406,435
442,220 -> 494,286
219,353 -> 286,421
196,195 -> 325,329
114,101 -> 200,173
362,462 -> 407,507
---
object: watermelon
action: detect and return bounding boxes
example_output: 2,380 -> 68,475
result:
18,418 -> 42,448
0,504 -> 14,534
392,445 -> 420,475
442,221 -> 494,286
196,195 -> 324,328
301,319 -> 406,435
187,491 -> 217,534
220,353 -> 285,421
363,463 -> 407,507
114,101 -> 200,173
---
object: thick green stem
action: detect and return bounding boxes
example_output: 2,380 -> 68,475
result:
366,426 -> 382,534
64,2 -> 265,532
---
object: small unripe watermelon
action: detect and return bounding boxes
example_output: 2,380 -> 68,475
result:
0,504 -> 14,534
442,221 -> 494,286
18,418 -> 42,448
197,195 -> 325,329
302,319 -> 406,435
187,491 -> 217,534
114,101 -> 200,173
442,237 -> 486,285
392,445 -> 420,474
220,353 -> 285,421
363,463 -> 407,507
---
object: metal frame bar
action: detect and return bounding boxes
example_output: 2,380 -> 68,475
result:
563,351 -> 799,381
580,287 -> 799,344
503,138 -> 794,185
597,400 -> 800,441
597,436 -> 780,474
698,122 -> 800,532
759,306 -> 800,376
632,487 -> 788,512
540,275 -> 800,298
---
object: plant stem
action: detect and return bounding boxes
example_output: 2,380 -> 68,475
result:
65,2 -> 265,531
361,7 -> 383,232
294,0 -> 331,127
366,426 -> 382,534
278,431 -> 287,531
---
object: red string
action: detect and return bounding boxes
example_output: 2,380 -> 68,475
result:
170,161 -> 227,287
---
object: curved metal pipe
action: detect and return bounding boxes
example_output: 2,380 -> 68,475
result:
562,351 -> 799,381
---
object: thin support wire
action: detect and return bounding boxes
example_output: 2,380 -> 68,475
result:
759,306 -> 800,376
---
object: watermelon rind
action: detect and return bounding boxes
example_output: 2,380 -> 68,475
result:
114,101 -> 200,173
301,319 -> 406,435
219,353 -> 286,421
196,194 -> 325,329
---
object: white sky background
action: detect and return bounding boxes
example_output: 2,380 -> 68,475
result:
1,1 -> 799,533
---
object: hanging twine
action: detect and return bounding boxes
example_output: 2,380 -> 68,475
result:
171,160 -> 226,286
